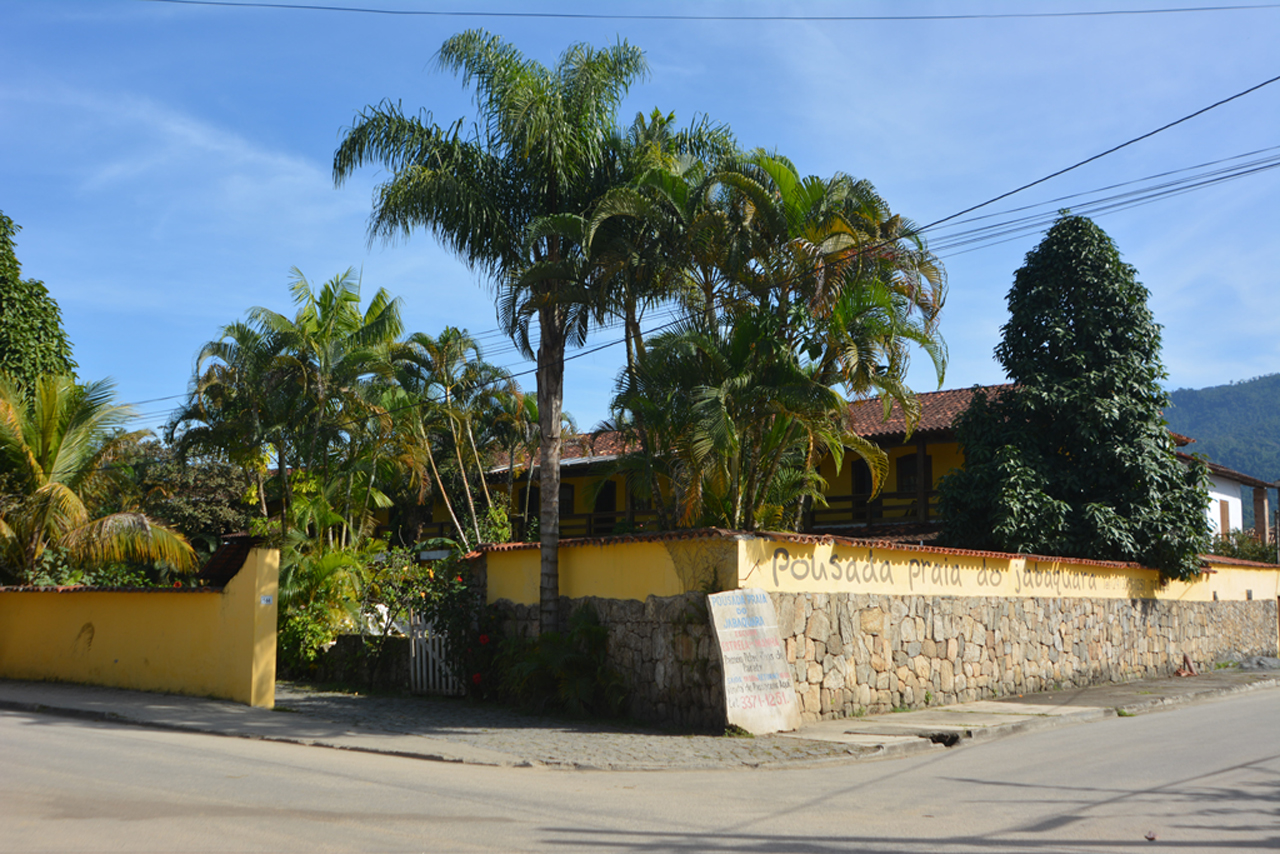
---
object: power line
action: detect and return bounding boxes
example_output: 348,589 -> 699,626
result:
140,69 -> 1280,432
151,140 -> 1280,437
141,0 -> 1280,22
344,74 -> 1280,357
928,150 -> 1280,253
918,70 -> 1280,232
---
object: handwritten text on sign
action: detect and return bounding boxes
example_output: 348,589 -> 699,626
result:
708,588 -> 800,735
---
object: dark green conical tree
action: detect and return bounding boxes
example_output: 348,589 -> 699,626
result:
0,212 -> 76,389
938,214 -> 1210,580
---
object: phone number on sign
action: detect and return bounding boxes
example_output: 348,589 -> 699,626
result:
733,691 -> 789,710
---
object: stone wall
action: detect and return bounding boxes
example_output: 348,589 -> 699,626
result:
773,593 -> 1279,723
280,635 -> 410,692
492,594 -> 725,730
492,592 -> 1277,729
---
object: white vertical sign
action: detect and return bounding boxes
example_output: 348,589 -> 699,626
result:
708,588 -> 801,735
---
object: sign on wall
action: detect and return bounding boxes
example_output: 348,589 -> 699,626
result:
708,588 -> 801,735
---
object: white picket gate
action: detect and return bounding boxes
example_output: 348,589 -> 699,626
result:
409,611 -> 464,696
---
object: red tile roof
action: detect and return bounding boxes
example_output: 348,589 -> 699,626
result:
846,385 -> 1011,441
519,385 -> 1010,467
1176,453 -> 1275,489
516,384 -> 1248,473
470,526 -> 1157,570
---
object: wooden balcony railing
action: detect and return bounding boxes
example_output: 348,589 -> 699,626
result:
417,491 -> 939,543
806,490 -> 941,529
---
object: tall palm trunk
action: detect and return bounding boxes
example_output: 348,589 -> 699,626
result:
255,469 -> 268,517
422,431 -> 471,553
537,304 -> 567,634
444,394 -> 483,546
464,417 -> 494,509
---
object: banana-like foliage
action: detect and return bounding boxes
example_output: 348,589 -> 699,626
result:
0,375 -> 196,584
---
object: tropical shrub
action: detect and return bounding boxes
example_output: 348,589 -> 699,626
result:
1209,529 -> 1277,564
495,605 -> 627,717
0,374 -> 196,585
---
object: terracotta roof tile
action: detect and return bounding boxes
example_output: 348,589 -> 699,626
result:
195,533 -> 264,588
1177,452 -> 1275,489
846,385 -> 1011,440
517,385 -> 1013,467
517,384 -> 1233,466
1201,554 -> 1279,568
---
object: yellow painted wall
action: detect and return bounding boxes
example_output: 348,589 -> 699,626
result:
818,452 -> 847,493
0,549 -> 279,708
738,537 -> 1280,603
929,441 -> 965,483
483,538 -> 738,605
482,532 -> 1280,609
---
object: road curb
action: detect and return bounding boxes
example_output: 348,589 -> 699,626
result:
4,674 -> 1277,771
1110,675 -> 1278,716
0,698 -> 532,768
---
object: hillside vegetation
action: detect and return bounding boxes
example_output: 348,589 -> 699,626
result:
1165,373 -> 1280,481
1165,374 -> 1279,533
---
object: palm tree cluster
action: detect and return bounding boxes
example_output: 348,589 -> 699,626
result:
595,153 -> 947,531
168,268 -> 558,658
333,30 -> 947,631
169,268 -> 533,558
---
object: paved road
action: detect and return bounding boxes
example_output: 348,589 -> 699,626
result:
4,688 -> 1277,852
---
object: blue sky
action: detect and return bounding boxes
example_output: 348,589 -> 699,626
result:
3,1 -> 1278,436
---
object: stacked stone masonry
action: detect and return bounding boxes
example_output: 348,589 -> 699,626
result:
494,592 -> 1278,729
493,594 -> 726,730
774,592 -> 1279,723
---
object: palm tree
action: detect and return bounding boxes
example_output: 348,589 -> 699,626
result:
401,329 -> 492,529
613,314 -> 879,531
248,268 -> 403,479
492,384 -> 538,528
334,30 -> 647,633
601,155 -> 947,530
0,375 -> 196,584
169,321 -> 288,521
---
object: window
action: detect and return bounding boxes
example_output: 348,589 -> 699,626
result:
851,459 -> 873,495
522,483 -> 576,516
896,453 -> 933,495
594,480 -> 617,513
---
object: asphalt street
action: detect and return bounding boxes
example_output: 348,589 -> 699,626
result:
3,686 -> 1277,853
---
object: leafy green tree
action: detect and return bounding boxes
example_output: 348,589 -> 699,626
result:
0,375 -> 196,584
0,212 -> 76,390
334,30 -> 647,633
112,439 -> 255,561
938,214 -> 1211,580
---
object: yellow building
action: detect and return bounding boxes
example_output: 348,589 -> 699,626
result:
447,387 -> 994,542
426,384 -> 1274,547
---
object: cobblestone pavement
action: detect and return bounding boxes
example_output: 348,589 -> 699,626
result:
273,682 -> 869,770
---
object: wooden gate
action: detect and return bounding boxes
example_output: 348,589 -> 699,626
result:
409,611 -> 464,696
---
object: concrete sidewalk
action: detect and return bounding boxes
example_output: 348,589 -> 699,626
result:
1,670 -> 1275,771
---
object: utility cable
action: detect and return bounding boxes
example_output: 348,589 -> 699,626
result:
141,0 -> 1280,22
917,71 -> 1280,232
